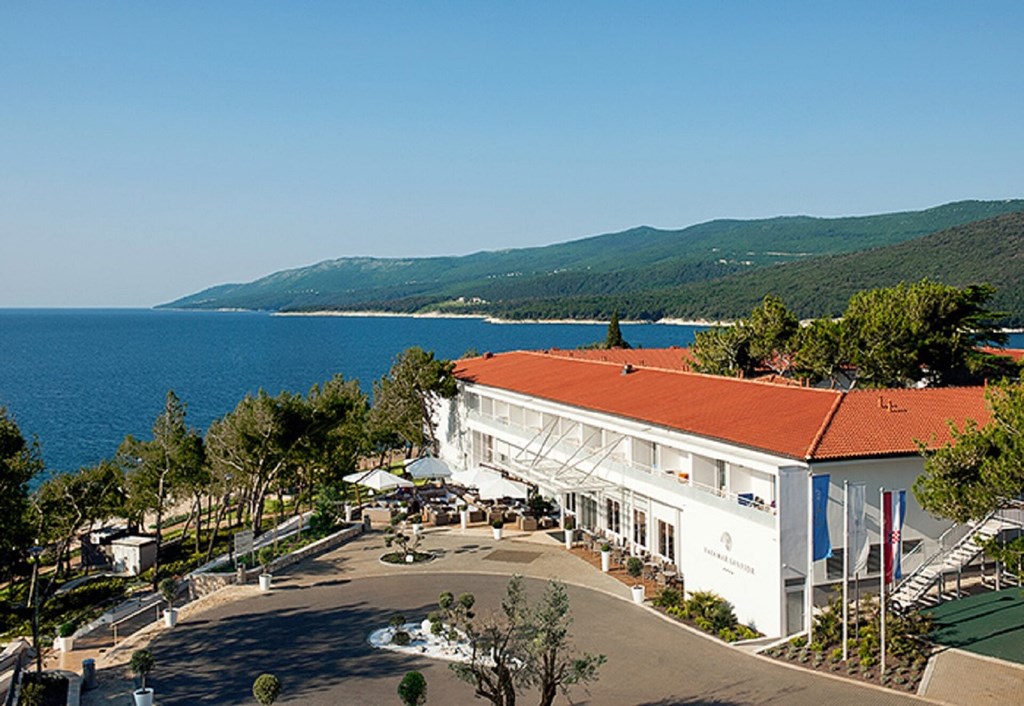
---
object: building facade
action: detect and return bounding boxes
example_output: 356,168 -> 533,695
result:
435,350 -> 989,638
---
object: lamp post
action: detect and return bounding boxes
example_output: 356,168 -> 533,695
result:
27,545 -> 43,673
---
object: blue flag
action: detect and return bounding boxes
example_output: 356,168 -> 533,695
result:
812,474 -> 832,561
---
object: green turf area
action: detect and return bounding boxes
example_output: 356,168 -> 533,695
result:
928,588 -> 1024,664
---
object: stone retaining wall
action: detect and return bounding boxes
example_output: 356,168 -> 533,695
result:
189,523 -> 364,599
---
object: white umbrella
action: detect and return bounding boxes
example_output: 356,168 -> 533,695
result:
343,468 -> 414,492
450,466 -> 502,488
405,456 -> 453,480
476,476 -> 530,501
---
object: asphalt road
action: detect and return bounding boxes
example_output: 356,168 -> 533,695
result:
146,572 -> 923,706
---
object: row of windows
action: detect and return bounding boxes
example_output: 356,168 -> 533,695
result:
470,393 -> 690,473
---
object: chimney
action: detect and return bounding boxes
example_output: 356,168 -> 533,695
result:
621,364 -> 634,376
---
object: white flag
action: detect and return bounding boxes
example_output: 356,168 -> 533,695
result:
848,482 -> 869,576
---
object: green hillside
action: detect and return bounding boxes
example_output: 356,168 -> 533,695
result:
476,211 -> 1024,326
159,199 -> 1024,315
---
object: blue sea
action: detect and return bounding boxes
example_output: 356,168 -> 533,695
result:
0,309 -> 701,474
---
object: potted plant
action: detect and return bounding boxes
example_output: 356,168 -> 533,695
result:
626,556 -> 645,604
600,543 -> 612,572
159,577 -> 178,627
57,621 -> 75,652
491,518 -> 504,540
130,648 -> 155,706
252,673 -> 281,705
398,670 -> 428,706
258,546 -> 274,591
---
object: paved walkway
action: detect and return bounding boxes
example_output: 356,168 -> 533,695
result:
67,525 -> 1024,705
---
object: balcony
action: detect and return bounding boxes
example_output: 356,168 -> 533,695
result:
466,409 -> 776,528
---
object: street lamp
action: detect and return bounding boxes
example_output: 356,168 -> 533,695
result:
27,545 -> 43,673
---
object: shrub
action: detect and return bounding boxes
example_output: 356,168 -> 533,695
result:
653,586 -> 683,609
258,546 -> 275,574
158,578 -> 177,607
130,649 -> 154,690
58,620 -> 76,638
18,681 -> 44,706
789,635 -> 807,648
397,670 -> 428,706
600,543 -> 611,553
252,673 -> 281,706
392,630 -> 411,646
491,519 -> 504,529
830,647 -> 843,662
626,556 -> 643,579
389,614 -> 406,628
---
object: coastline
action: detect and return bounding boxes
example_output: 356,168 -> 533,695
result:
272,309 -> 718,327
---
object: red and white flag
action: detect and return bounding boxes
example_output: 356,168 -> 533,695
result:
882,489 -> 906,585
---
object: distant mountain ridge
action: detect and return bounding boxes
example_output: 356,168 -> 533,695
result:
160,199 -> 1024,320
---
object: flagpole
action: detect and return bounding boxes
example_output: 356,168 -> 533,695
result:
880,486 -> 887,676
843,480 -> 849,661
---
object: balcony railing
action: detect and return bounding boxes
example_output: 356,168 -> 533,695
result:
467,409 -> 776,527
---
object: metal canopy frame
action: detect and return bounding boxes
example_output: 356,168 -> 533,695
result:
508,417 -> 619,493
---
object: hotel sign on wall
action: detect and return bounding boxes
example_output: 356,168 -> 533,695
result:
703,531 -> 756,576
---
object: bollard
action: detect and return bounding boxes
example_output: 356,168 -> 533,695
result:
82,658 -> 97,690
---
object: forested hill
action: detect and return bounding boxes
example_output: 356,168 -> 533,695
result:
160,199 -> 1024,317
478,211 -> 1024,326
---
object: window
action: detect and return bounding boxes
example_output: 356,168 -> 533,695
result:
633,509 -> 647,547
508,404 -> 524,428
658,520 -> 675,562
581,424 -> 602,451
466,392 -> 479,411
606,499 -> 621,535
632,438 -> 655,470
580,496 -> 598,531
480,397 -> 494,417
826,549 -> 845,580
716,459 -> 727,492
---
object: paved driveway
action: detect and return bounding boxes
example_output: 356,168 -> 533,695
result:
147,571 -> 920,705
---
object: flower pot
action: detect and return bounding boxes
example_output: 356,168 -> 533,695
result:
133,688 -> 154,706
460,509 -> 470,529
259,573 -> 272,591
412,523 -> 423,536
163,608 -> 178,628
601,550 -> 611,572
57,635 -> 74,652
492,526 -> 503,540
631,584 -> 645,604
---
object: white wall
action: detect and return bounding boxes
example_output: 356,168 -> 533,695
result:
680,497 -> 782,636
809,457 -> 954,584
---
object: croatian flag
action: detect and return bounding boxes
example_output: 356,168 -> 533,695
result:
882,489 -> 906,585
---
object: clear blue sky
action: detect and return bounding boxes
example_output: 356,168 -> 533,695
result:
2,1 -> 1022,307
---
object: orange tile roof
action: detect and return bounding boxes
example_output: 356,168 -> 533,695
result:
980,346 -> 1024,363
454,350 -> 991,461
809,387 -> 991,459
540,347 -> 694,371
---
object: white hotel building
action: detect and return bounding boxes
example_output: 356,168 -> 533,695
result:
434,348 -> 991,638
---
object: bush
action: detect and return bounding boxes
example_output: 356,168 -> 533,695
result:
653,586 -> 683,609
626,556 -> 643,579
18,681 -> 44,706
389,614 -> 406,628
600,543 -> 611,553
252,673 -> 281,706
397,671 -> 427,706
392,629 -> 411,646
258,546 -> 275,574
491,519 -> 504,529
58,620 -> 76,638
130,649 -> 154,690
158,578 -> 177,607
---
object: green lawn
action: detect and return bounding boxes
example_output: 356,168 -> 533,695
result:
928,587 -> 1024,664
